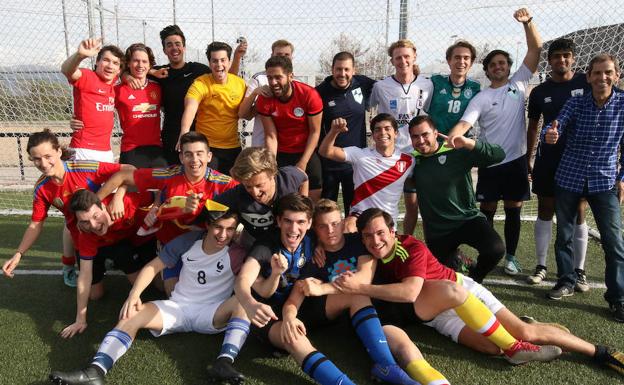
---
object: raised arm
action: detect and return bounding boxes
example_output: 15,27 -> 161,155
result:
61,38 -> 102,82
514,8 -> 542,73
318,118 -> 348,162
229,39 -> 247,76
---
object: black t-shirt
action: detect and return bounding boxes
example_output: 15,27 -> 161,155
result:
151,62 -> 210,147
300,232 -> 368,282
212,166 -> 307,240
527,72 -> 590,158
316,75 -> 375,171
249,232 -> 316,304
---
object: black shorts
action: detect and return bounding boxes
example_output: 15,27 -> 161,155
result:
372,299 -> 425,326
210,147 -> 242,176
531,144 -> 564,197
119,146 -> 168,168
83,239 -> 157,285
277,151 -> 322,190
298,295 -> 333,329
476,155 -> 530,202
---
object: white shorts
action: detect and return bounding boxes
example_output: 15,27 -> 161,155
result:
71,147 -> 115,163
150,299 -> 227,337
424,274 -> 505,342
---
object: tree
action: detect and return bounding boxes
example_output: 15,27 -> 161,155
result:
318,33 -> 390,83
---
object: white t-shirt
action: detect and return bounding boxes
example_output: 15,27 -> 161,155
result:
246,71 -> 268,146
369,75 -> 433,152
160,231 -> 244,304
460,64 -> 533,166
344,146 -> 415,223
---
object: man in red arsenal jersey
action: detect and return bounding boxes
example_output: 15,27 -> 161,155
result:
61,38 -> 124,163
256,56 -> 323,202
96,132 -> 239,295
62,189 -> 156,339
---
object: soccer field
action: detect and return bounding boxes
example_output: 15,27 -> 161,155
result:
1,215 -> 622,385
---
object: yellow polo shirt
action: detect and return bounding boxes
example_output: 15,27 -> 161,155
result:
186,73 -> 246,149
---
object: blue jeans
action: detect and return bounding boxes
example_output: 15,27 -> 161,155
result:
554,185 -> 624,304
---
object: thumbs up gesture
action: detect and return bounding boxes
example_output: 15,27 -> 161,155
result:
545,120 -> 559,144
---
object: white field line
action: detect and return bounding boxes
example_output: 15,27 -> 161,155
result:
12,269 -> 608,289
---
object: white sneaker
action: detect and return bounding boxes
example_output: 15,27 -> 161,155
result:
504,254 -> 522,276
526,265 -> 547,284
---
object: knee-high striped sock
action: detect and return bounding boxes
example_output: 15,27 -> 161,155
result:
61,254 -> 76,266
454,293 -> 516,350
91,329 -> 132,374
406,359 -> 450,385
301,351 -> 355,385
351,306 -> 395,367
218,318 -> 250,363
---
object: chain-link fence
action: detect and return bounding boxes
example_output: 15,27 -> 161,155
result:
1,0 -> 623,216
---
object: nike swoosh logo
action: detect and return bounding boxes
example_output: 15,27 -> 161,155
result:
186,257 -> 197,262
183,73 -> 192,77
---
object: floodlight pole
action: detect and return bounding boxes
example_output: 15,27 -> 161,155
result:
398,0 -> 408,39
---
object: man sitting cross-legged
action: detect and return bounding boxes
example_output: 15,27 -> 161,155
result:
49,209 -> 251,385
235,193 -> 416,384
294,199 -> 451,385
333,208 -> 624,375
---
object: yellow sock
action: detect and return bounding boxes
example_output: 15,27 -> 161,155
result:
454,293 -> 516,350
406,359 -> 450,385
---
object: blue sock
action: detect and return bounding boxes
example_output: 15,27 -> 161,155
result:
351,306 -> 395,367
218,317 -> 250,362
91,328 -> 132,374
301,351 -> 355,385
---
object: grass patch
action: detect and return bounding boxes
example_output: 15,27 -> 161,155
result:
1,215 -> 622,384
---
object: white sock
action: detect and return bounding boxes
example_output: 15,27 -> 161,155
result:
534,219 -> 552,267
573,222 -> 588,270
91,329 -> 132,374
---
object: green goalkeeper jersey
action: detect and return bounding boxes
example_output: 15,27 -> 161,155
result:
427,74 -> 481,134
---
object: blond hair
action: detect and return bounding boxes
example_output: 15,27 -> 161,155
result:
387,39 -> 416,57
229,147 -> 278,181
271,39 -> 294,54
313,198 -> 341,221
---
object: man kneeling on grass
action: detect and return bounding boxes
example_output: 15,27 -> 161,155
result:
333,207 -> 624,375
49,208 -> 251,385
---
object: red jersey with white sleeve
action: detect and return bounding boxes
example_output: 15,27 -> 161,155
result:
255,80 -> 323,153
69,69 -> 116,151
77,192 -> 152,260
373,234 -> 457,285
133,165 -> 239,243
115,80 -> 163,152
32,160 -> 121,239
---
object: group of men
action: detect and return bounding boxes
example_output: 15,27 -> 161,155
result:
3,6 -> 624,385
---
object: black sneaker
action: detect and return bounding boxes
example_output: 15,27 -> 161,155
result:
594,345 -> 624,375
547,284 -> 574,300
610,302 -> 624,323
206,357 -> 245,384
49,365 -> 105,385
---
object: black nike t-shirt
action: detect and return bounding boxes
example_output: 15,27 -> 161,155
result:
151,62 -> 210,149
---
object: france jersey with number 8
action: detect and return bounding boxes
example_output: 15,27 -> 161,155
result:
159,231 -> 245,304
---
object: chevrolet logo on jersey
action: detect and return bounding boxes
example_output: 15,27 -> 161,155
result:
132,103 -> 158,113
